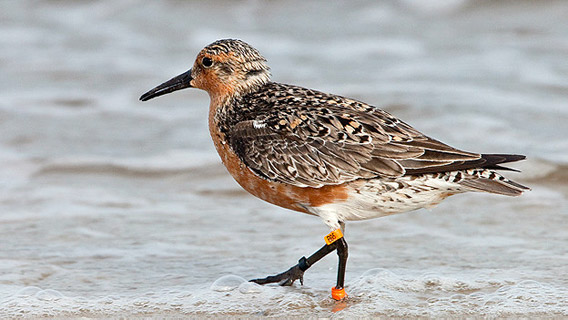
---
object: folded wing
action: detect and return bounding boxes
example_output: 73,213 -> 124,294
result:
229,92 -> 487,188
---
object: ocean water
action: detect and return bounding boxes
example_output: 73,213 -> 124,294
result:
1,0 -> 567,318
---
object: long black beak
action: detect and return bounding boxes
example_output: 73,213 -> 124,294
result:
139,69 -> 193,101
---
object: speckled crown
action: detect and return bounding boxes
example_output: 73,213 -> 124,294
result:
203,39 -> 267,64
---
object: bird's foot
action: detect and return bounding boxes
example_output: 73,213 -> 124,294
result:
250,264 -> 305,286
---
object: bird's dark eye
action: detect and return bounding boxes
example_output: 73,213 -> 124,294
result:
202,57 -> 213,68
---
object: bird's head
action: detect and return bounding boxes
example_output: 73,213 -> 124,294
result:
140,39 -> 270,103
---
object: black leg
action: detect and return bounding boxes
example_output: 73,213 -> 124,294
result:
250,223 -> 349,297
250,241 -> 337,286
335,237 -> 348,289
250,224 -> 349,300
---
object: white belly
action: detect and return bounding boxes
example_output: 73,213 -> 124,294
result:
308,173 -> 466,230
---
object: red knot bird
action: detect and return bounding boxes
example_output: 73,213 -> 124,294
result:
140,38 -> 529,300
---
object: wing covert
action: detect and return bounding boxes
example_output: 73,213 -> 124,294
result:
227,83 -> 481,188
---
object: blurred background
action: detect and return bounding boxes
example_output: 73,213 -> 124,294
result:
1,0 -> 567,317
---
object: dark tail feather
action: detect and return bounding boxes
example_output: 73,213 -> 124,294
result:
405,153 -> 526,175
460,153 -> 530,196
480,154 -> 526,171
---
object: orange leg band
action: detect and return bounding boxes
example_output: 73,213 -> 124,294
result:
331,286 -> 347,300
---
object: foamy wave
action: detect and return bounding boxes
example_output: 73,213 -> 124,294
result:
2,271 -> 566,318
347,269 -> 568,317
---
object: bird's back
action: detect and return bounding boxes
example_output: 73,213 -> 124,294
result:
216,81 -> 528,200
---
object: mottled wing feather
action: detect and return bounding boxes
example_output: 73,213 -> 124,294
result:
228,83 -> 481,188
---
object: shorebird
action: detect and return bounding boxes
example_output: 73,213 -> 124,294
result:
140,39 -> 529,300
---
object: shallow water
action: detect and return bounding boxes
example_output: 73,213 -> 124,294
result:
1,0 -> 567,318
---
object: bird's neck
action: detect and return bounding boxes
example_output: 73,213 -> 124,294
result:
208,80 -> 271,144
207,88 -> 243,143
